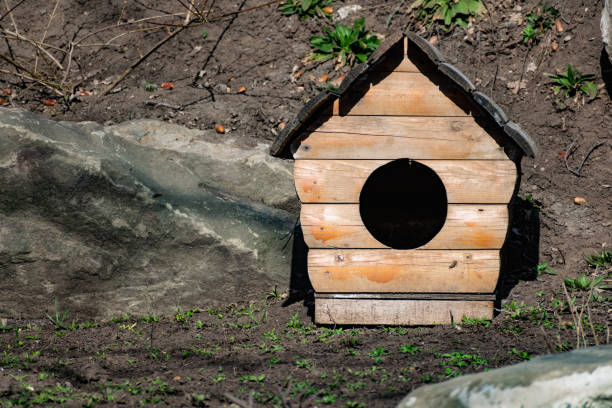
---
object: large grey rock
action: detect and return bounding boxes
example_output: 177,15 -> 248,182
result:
0,108 -> 298,319
603,0 -> 611,60
398,346 -> 612,408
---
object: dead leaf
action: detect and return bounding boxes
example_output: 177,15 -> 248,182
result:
551,41 -> 558,51
573,197 -> 586,205
237,86 -> 246,93
161,82 -> 174,90
4,89 -> 11,95
229,77 -> 235,82
278,122 -> 286,130
429,35 -> 438,45
78,90 -> 91,97
0,97 -> 6,105
318,74 -> 329,83
555,19 -> 564,32
215,124 -> 225,134
42,99 -> 55,106
558,151 -> 566,158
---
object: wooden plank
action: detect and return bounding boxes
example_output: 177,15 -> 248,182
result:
301,204 -> 508,249
315,298 -> 493,325
332,71 -> 469,116
294,116 -> 506,159
317,293 -> 497,301
308,249 -> 499,293
294,160 -> 517,203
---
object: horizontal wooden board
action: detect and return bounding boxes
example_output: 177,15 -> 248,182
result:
315,298 -> 493,325
332,71 -> 469,116
294,116 -> 506,159
301,204 -> 508,249
294,160 -> 517,203
309,249 -> 499,293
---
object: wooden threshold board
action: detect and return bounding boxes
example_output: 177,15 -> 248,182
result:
315,293 -> 494,325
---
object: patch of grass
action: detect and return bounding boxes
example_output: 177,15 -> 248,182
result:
409,0 -> 484,29
564,274 -> 604,291
287,312 -> 303,329
398,344 -> 421,355
534,262 -> 557,277
509,348 -> 532,360
459,316 -> 492,327
279,0 -> 332,20
437,351 -> 488,368
309,18 -> 379,67
585,249 -> 612,268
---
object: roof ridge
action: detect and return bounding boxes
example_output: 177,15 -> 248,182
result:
270,31 -> 536,158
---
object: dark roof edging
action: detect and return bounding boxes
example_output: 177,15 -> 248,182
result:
270,31 -> 537,158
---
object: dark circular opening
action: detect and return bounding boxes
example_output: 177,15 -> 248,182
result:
359,159 -> 447,249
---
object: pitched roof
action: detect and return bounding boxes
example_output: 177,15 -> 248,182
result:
270,31 -> 537,158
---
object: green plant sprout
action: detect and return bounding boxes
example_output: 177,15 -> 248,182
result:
279,0 -> 332,20
585,249 -> 612,268
535,262 -> 557,276
544,64 -> 598,104
309,18 -> 379,67
564,274 -> 604,291
522,3 -> 558,44
409,0 -> 484,29
46,298 -> 69,330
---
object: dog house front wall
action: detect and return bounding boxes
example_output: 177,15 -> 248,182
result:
270,34 -> 536,324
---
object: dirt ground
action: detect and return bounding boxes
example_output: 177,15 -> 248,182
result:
0,0 -> 611,406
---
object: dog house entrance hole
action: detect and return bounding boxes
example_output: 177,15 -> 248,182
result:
359,159 -> 448,249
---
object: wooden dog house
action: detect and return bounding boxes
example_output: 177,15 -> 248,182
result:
270,32 -> 537,325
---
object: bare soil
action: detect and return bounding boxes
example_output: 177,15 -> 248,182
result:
0,0 -> 611,406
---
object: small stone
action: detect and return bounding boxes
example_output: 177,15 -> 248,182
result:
278,122 -> 286,130
563,35 -> 572,42
429,36 -> 438,45
573,197 -> 587,205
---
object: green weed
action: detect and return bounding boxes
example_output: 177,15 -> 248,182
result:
545,64 -> 598,106
309,18 -> 379,67
585,249 -> 612,268
460,316 -> 492,327
522,3 -> 558,44
564,274 -> 604,291
45,298 -> 69,330
409,0 -> 484,29
535,262 -> 557,277
509,348 -> 532,360
279,0 -> 332,20
398,344 -> 421,355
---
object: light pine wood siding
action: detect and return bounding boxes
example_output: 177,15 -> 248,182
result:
294,160 -> 517,203
308,249 -> 499,293
301,204 -> 508,249
315,298 -> 493,325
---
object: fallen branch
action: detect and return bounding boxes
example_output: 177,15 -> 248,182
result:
144,101 -> 183,110
224,391 -> 253,408
564,141 -> 607,177
102,25 -> 187,95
